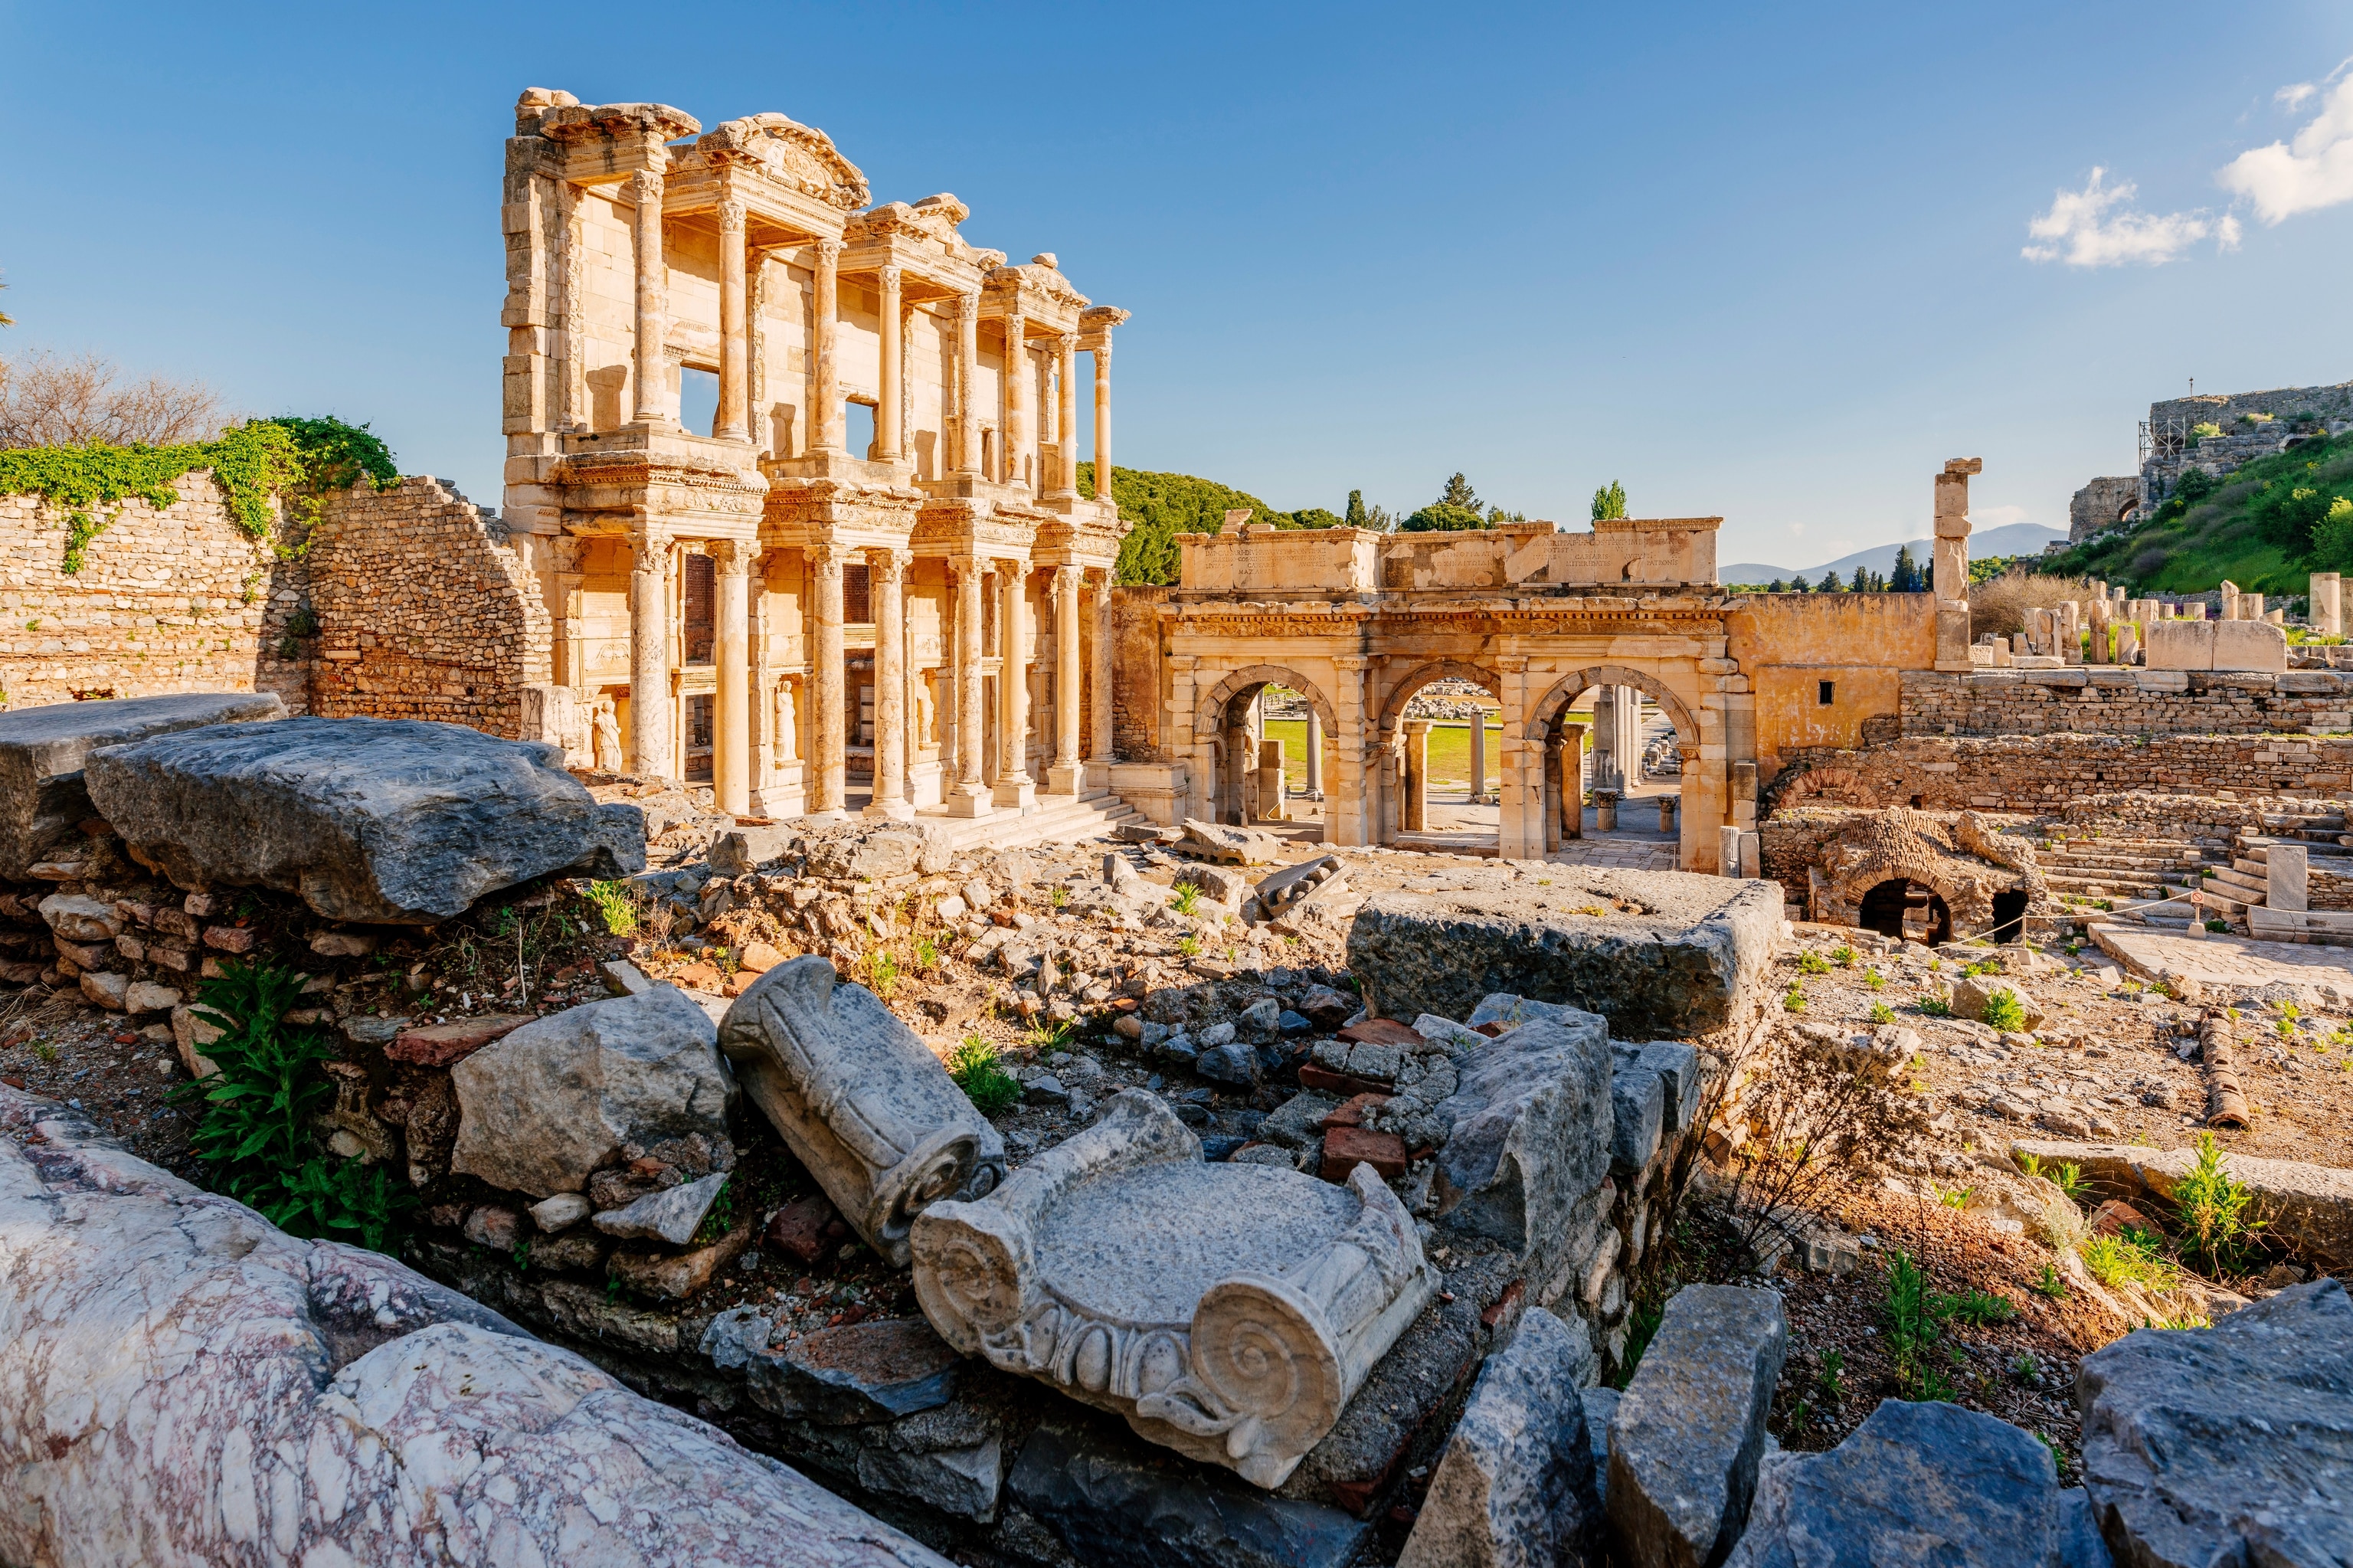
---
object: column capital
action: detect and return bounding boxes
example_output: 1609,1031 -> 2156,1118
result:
864,545 -> 908,581
813,236 -> 842,266
713,538 -> 750,574
717,195 -> 747,234
952,290 -> 979,322
876,263 -> 902,292
1090,568 -> 1114,596
808,541 -> 847,576
1333,655 -> 1374,672
948,552 -> 985,581
1053,562 -> 1083,588
627,168 -> 664,205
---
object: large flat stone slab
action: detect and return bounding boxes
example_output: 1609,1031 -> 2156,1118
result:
0,1085 -> 951,1568
1727,1399 -> 2110,1567
2086,920 -> 2353,1009
721,955 -> 1006,1269
1433,1012 -> 1614,1293
83,715 -> 644,921
2077,1278 -> 2351,1568
1608,1284 -> 1788,1568
2012,1138 -> 2353,1268
1348,870 -> 1782,1042
0,692 -> 283,879
1398,1306 -> 1601,1567
913,1089 -> 1435,1489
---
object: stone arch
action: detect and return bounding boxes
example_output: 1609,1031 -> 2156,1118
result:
1525,663 -> 1701,750
1374,660 -> 1502,738
1193,664 -> 1337,740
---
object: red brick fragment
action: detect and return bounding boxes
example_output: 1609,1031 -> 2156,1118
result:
1321,1124 -> 1409,1183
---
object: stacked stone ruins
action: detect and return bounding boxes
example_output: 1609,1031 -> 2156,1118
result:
0,80 -> 2347,1568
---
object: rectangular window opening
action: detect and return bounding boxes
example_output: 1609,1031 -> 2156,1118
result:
845,564 -> 872,625
846,400 -> 877,458
680,366 -> 719,437
1817,680 -> 1836,705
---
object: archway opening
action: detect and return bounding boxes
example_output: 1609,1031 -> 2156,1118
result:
1193,667 -> 1339,842
1990,888 -> 2029,944
1860,878 -> 1951,944
1524,667 -> 1701,867
1373,663 -> 1503,853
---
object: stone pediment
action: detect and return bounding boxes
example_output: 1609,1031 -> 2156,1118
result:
698,113 -> 869,210
540,100 -> 703,145
849,195 -> 1006,273
988,262 -> 1091,313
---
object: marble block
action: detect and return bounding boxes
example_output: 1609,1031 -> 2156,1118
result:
911,1089 -> 1437,1490
720,955 -> 1006,1268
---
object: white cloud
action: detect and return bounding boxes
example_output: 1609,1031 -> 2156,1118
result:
2022,168 -> 2240,267
2220,70 -> 2353,224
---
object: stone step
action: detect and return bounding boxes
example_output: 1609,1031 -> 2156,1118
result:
2044,851 -> 2194,873
2212,865 -> 2269,897
925,790 -> 1144,855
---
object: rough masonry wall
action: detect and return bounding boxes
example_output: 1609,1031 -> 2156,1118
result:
1727,592 -> 1933,777
0,476 -> 311,714
1900,668 -> 2353,738
306,478 -> 553,739
1772,732 -> 2353,815
1111,584 -> 1173,761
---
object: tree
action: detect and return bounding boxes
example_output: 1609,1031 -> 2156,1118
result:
0,349 -> 228,450
1818,570 -> 1843,593
1291,507 -> 1343,529
1890,543 -> 1922,592
1851,565 -> 1870,593
1789,574 -> 1811,593
1400,502 -> 1487,532
1438,473 -> 1480,511
1485,503 -> 1528,525
1345,489 -> 1368,528
1591,480 -> 1628,522
1767,578 -> 1787,593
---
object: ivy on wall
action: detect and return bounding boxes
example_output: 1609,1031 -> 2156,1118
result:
0,415 -> 398,574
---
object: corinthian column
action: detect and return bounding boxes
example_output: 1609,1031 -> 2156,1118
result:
1003,312 -> 1028,489
947,555 -> 992,817
875,265 -> 904,460
1091,339 -> 1113,502
993,562 -> 1036,811
810,543 -> 846,817
1052,335 -> 1079,499
715,192 -> 749,442
559,181 -> 587,430
810,238 -> 843,456
714,542 -> 750,813
627,529 -> 671,774
628,169 -> 669,424
866,548 -> 913,820
954,294 -> 981,476
1048,565 -> 1083,795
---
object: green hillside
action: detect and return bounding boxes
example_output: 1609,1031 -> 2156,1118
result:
2041,430 -> 2353,597
1080,463 -> 1337,584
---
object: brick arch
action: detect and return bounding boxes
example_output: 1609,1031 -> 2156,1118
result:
1192,664 -> 1338,738
1525,663 -> 1701,750
1374,660 -> 1503,738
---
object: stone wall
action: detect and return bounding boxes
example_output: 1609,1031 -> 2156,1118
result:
1109,583 -> 1173,761
1898,667 -> 2353,739
305,477 -> 553,739
0,475 -> 311,714
2139,379 -> 2353,504
2069,476 -> 2139,542
1770,732 -> 2353,814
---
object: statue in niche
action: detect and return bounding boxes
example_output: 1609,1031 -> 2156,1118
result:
775,682 -> 800,761
592,696 -> 623,773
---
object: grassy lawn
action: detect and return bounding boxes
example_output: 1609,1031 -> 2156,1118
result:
1262,716 -> 1501,793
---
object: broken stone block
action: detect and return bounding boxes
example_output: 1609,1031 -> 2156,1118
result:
1180,817 -> 1284,864
83,715 -> 646,922
449,986 -> 732,1199
0,692 -> 284,880
308,929 -> 379,957
464,1204 -> 525,1251
706,824 -> 797,876
2077,1278 -> 2351,1568
1432,1013 -> 1613,1284
594,1169 -> 729,1245
1009,1407 -> 1373,1568
912,1088 -> 1436,1489
1174,861 -> 1250,905
36,893 -> 120,941
170,1003 -> 222,1079
123,980 -> 180,1016
1256,853 -> 1346,912
78,971 -> 129,1010
1320,1124 -> 1408,1182
386,1012 -> 533,1067
1349,874 -> 1782,1043
1609,1061 -> 1667,1175
705,1308 -> 964,1426
1727,1399 -> 2105,1568
1608,1285 -> 1788,1568
719,955 -> 1005,1269
1952,974 -> 2047,1030
1399,1307 -> 1601,1568
607,1220 -> 752,1301
529,1192 -> 591,1232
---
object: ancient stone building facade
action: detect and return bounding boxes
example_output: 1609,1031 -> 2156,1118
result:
496,90 -> 1129,822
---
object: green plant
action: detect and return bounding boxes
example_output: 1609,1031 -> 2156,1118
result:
1612,1300 -> 1666,1386
1980,987 -> 2027,1033
1025,1016 -> 1076,1054
1177,935 -> 1200,957
2052,1162 -> 2087,1203
2169,1131 -> 2264,1272
2080,1230 -> 2178,1291
1798,951 -> 1831,974
689,1176 -> 737,1246
2034,1263 -> 2069,1299
2012,1350 -> 2043,1384
947,1036 -> 1021,1115
583,879 -> 640,937
1882,1247 -> 1957,1402
168,957 -> 414,1249
1170,882 -> 1201,916
1918,996 -> 1953,1018
1939,1183 -> 1975,1210
1050,886 -> 1069,910
1782,985 -> 1807,1013
1830,944 -> 1857,967
31,1040 -> 58,1064
1869,1000 -> 1896,1024
866,949 -> 901,999
1866,969 -> 1886,991
1816,1347 -> 1846,1402
914,935 -> 939,970
1949,1288 -> 2018,1325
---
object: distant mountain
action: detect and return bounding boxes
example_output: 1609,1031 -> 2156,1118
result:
1720,522 -> 2067,585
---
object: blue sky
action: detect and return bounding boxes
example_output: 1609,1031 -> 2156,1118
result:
5,2 -> 2352,571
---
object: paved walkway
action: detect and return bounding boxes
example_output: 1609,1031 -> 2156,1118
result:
2088,921 -> 2353,1005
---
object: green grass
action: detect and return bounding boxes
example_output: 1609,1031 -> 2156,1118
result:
947,1036 -> 1021,1115
2041,429 -> 2353,594
2080,1229 -> 2179,1291
1264,714 -> 1503,795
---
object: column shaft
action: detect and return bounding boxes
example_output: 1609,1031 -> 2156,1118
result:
1402,722 -> 1430,833
1305,707 -> 1324,795
1468,711 -> 1485,800
875,266 -> 903,459
715,193 -> 748,440
810,545 -> 846,816
994,563 -> 1036,810
1049,566 -> 1082,794
947,557 -> 991,816
1054,336 -> 1080,498
866,549 -> 912,819
714,543 -> 751,813
627,532 -> 670,774
1087,574 -> 1114,782
954,295 -> 981,475
1003,313 -> 1028,489
811,240 -> 843,454
1091,342 -> 1113,500
628,170 -> 668,424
